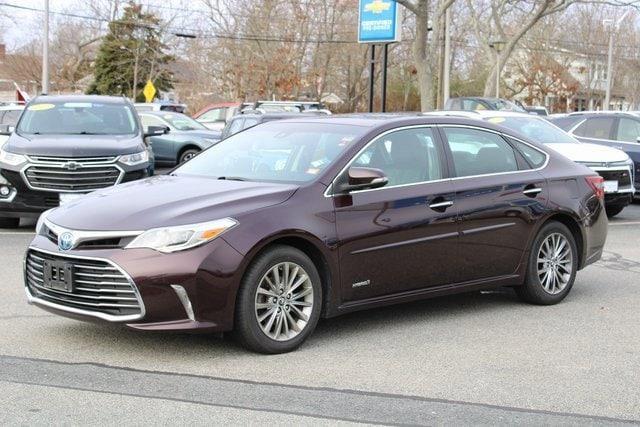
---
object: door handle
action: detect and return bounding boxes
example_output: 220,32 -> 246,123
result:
523,187 -> 543,197
428,200 -> 454,210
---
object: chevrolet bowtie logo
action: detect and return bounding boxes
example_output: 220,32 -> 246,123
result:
364,0 -> 391,14
63,161 -> 81,171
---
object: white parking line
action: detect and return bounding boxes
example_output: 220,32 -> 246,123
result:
609,221 -> 640,226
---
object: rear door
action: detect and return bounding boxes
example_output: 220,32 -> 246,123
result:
335,126 -> 458,302
440,126 -> 548,284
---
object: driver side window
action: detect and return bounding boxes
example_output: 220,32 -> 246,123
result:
140,115 -> 165,131
352,128 -> 443,187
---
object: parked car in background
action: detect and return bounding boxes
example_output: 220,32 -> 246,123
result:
244,100 -> 327,113
432,110 -> 634,217
549,111 -> 640,200
0,95 -> 154,228
139,111 -> 221,165
193,102 -> 244,131
524,106 -> 549,116
26,115 -> 607,353
0,104 -> 24,146
134,101 -> 187,114
444,97 -> 527,113
221,111 -> 329,139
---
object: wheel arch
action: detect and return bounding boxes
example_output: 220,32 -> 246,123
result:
235,232 -> 336,318
540,212 -> 585,269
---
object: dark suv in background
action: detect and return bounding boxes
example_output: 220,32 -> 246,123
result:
0,95 -> 153,227
549,112 -> 640,201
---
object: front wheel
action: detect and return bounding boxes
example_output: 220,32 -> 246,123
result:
179,148 -> 200,164
234,245 -> 322,354
515,221 -> 577,305
605,204 -> 625,218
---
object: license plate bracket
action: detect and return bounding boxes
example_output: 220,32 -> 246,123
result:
42,260 -> 74,292
604,180 -> 619,193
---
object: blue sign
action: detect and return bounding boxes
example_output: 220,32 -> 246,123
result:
358,0 -> 400,44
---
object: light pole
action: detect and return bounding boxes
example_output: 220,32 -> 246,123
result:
604,10 -> 630,110
489,39 -> 506,98
443,7 -> 451,105
42,0 -> 49,94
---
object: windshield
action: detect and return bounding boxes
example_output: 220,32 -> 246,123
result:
486,116 -> 577,144
175,121 -> 364,183
161,113 -> 206,131
18,101 -> 137,135
487,100 -> 526,112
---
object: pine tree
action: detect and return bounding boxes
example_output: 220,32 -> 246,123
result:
87,3 -> 174,101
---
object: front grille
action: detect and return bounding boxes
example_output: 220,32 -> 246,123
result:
25,249 -> 143,319
592,168 -> 632,189
42,225 -> 127,250
24,164 -> 122,192
28,155 -> 117,164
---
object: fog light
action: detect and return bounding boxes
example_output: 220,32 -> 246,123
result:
0,185 -> 10,197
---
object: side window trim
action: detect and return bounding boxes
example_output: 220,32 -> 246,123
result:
436,124 -> 549,180
325,125 -> 450,197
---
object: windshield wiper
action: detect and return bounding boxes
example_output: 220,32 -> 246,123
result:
217,176 -> 248,181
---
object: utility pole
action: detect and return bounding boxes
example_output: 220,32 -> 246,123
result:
42,0 -> 50,94
443,7 -> 451,105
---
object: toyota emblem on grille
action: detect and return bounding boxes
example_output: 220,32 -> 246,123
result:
63,161 -> 81,171
58,232 -> 75,251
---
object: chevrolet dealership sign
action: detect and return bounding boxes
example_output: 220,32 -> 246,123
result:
358,0 -> 401,43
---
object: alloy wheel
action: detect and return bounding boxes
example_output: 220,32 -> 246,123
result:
537,232 -> 573,295
254,262 -> 314,341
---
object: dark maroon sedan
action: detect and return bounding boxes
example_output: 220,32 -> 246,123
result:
25,116 -> 608,353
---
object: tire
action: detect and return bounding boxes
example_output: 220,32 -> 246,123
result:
515,221 -> 578,305
605,204 -> 625,218
234,245 -> 323,354
178,148 -> 199,164
0,217 -> 19,228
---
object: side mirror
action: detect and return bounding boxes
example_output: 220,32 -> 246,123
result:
144,125 -> 169,138
636,137 -> 640,144
336,167 -> 388,193
0,125 -> 14,136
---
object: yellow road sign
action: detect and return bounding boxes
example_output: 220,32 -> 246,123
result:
143,80 -> 156,103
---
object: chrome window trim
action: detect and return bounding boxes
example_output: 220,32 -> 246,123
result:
24,246 -> 146,322
324,123 -> 550,198
19,161 -> 125,194
324,124 -> 445,197
44,219 -> 143,249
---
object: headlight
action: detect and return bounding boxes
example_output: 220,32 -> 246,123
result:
126,217 -> 237,253
35,208 -> 54,235
119,150 -> 149,166
0,148 -> 27,166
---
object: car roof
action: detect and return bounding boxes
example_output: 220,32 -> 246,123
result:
0,104 -> 24,111
32,95 -> 129,104
424,110 -> 538,120
139,111 -> 186,117
568,111 -> 635,117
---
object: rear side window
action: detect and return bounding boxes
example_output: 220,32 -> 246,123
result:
616,117 -> 640,142
509,138 -> 547,168
549,116 -> 583,131
574,117 -> 615,140
443,127 -> 518,177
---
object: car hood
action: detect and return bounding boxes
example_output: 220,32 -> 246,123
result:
545,142 -> 629,163
46,175 -> 298,231
6,133 -> 144,156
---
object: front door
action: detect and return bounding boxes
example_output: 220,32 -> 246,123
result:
334,126 -> 458,302
440,126 -> 548,284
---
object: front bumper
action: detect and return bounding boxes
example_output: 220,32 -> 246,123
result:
0,167 -> 149,218
25,235 -> 245,332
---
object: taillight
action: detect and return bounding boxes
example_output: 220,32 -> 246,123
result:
585,175 -> 605,200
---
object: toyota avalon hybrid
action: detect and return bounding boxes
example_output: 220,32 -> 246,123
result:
25,116 -> 607,353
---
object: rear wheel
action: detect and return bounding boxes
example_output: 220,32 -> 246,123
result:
234,245 -> 322,354
179,148 -> 200,164
605,204 -> 625,218
515,221 -> 577,305
0,217 -> 19,228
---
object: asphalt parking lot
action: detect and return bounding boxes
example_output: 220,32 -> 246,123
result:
1,206 -> 639,425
